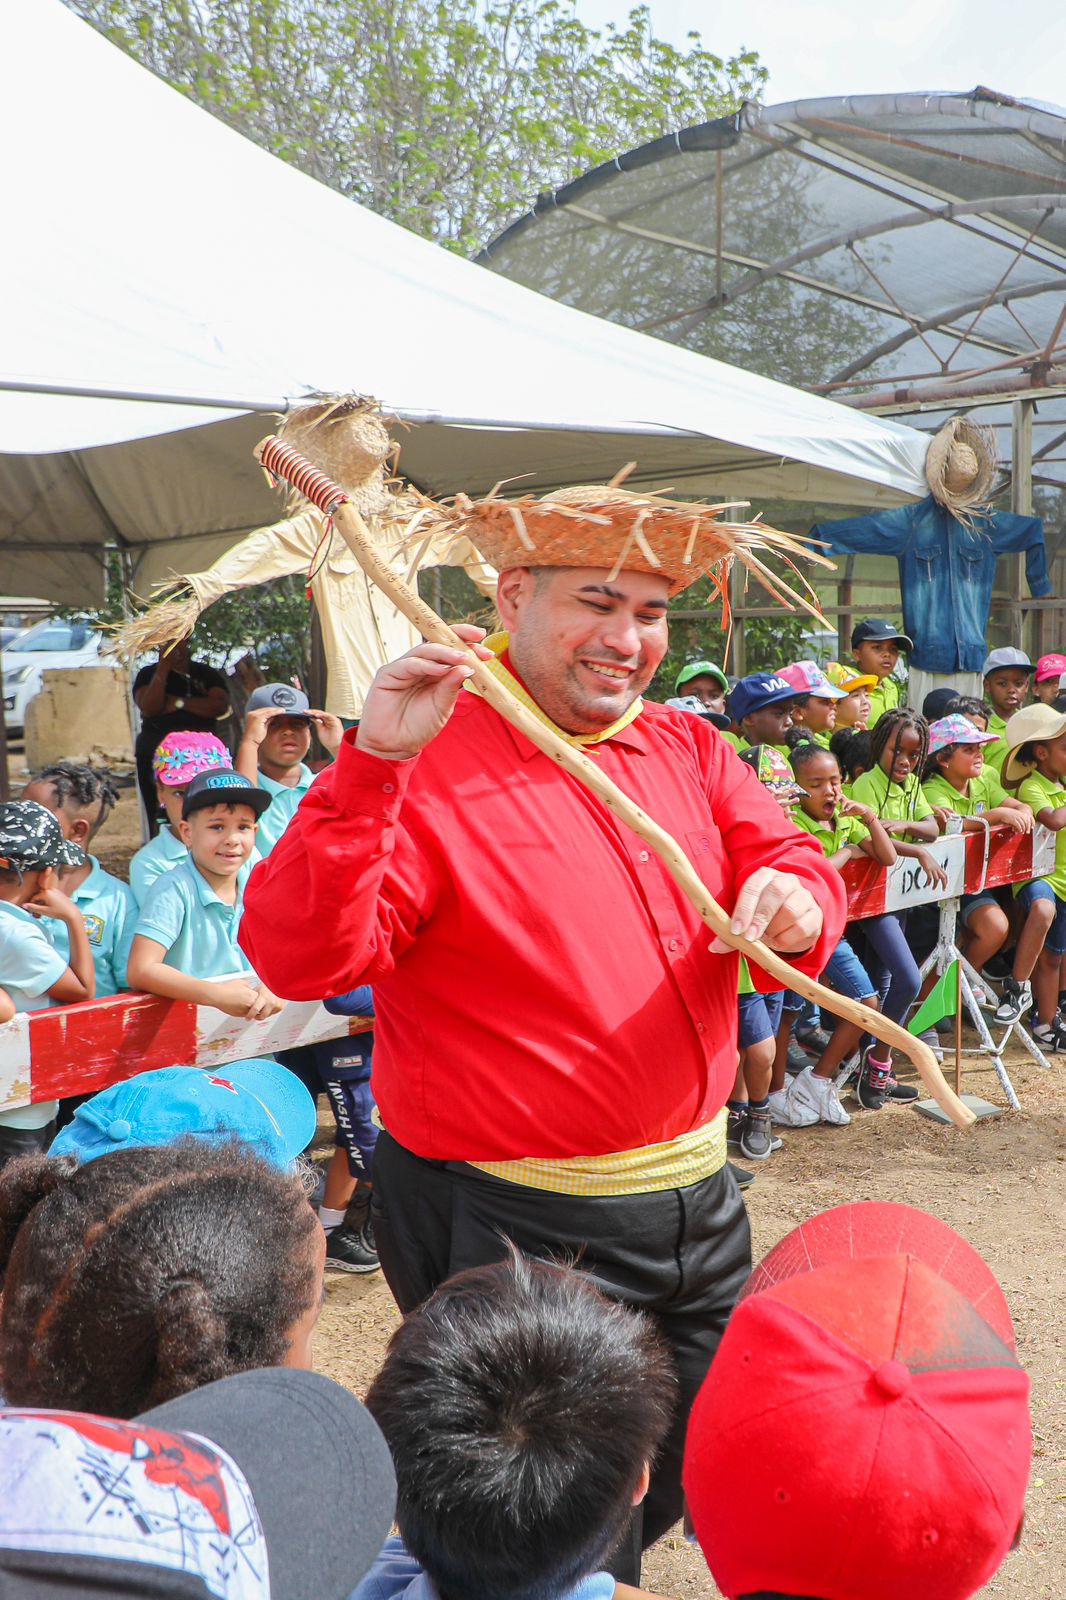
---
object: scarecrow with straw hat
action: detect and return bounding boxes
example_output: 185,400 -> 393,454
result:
812,415 -> 1050,709
239,445 -> 850,1582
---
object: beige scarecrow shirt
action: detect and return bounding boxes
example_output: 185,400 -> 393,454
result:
183,509 -> 496,718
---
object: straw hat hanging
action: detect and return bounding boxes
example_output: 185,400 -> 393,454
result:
925,416 -> 998,517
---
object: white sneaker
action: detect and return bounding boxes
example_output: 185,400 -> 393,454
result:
788,1066 -> 852,1127
767,1084 -> 818,1127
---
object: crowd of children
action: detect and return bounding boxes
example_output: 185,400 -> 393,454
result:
670,624 -> 1066,1172
0,640 -> 1046,1600
0,684 -> 379,1272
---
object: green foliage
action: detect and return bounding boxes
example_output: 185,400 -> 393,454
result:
64,0 -> 765,254
649,577 -> 809,698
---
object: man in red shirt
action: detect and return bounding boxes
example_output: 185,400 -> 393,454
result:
241,543 -> 846,1570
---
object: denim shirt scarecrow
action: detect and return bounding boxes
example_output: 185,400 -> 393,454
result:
811,495 -> 1049,673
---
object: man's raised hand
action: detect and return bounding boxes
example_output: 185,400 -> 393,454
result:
356,625 -> 494,762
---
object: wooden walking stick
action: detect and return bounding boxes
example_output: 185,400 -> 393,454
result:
254,431 -> 975,1129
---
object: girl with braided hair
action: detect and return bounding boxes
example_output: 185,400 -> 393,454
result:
0,1138 -> 324,1416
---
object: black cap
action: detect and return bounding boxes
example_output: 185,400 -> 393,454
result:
181,769 -> 273,819
922,686 -> 959,723
851,618 -> 914,652
0,801 -> 85,873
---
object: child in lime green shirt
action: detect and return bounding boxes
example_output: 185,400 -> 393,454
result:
921,714 -> 1034,1021
1005,707 -> 1066,1050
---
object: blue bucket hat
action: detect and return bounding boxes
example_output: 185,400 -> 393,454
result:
49,1060 -> 317,1169
728,673 -> 801,725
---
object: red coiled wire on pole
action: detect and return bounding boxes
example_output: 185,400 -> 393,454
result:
257,437 -> 349,516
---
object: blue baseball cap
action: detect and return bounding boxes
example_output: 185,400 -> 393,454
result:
728,672 -> 801,724
49,1060 -> 317,1169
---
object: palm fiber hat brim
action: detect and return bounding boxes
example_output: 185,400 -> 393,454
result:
406,480 -> 832,607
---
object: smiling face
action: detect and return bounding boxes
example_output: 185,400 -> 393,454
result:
797,750 -> 843,821
499,566 -> 670,735
853,638 -> 900,680
879,726 -> 924,784
984,667 -> 1030,719
180,802 -> 258,877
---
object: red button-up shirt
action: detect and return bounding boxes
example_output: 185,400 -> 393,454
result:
240,696 -> 846,1161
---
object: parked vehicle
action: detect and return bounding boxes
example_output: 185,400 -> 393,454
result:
2,619 -> 103,735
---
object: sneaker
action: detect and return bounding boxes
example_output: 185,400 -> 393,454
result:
886,1075 -> 920,1102
856,1048 -> 892,1111
325,1221 -> 381,1274
739,1107 -> 776,1160
1031,1019 -> 1066,1054
728,1160 -> 755,1190
785,1039 -> 812,1076
767,1083 -> 818,1128
795,1023 -> 831,1053
726,1106 -> 747,1148
993,977 -> 1032,1025
787,1066 -> 851,1126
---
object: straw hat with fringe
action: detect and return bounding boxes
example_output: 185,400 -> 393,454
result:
406,470 -> 833,615
925,417 -> 998,517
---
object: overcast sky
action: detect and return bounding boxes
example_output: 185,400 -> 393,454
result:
575,0 -> 1066,111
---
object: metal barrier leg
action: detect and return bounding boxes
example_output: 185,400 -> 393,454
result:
956,956 -> 1021,1111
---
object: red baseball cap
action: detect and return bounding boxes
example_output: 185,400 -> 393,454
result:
1035,652 -> 1066,683
684,1203 -> 1031,1600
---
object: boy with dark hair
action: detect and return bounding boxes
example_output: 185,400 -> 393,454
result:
235,682 -> 344,857
356,1250 -> 675,1600
982,646 -> 1034,772
0,801 -> 95,1165
722,673 -> 800,753
23,761 -> 136,996
849,618 -> 912,729
128,769 -> 283,1020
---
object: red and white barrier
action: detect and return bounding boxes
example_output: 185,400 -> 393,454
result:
0,827 -> 1054,1113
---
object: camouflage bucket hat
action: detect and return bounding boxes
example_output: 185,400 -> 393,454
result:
0,800 -> 86,874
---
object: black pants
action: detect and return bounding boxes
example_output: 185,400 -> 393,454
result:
0,1120 -> 56,1172
371,1131 -> 751,1564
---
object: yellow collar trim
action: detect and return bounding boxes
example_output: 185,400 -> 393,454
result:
465,632 -> 643,748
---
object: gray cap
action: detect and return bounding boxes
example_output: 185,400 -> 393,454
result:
981,647 -> 1033,677
245,681 -> 311,719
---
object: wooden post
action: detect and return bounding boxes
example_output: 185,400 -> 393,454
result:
954,959 -> 963,1098
1011,399 -> 1034,652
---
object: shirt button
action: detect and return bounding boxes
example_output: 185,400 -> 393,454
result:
669,937 -> 680,952
696,1021 -> 706,1034
638,850 -> 649,862
382,783 -> 395,794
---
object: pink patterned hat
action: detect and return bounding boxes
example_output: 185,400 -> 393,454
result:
152,731 -> 231,786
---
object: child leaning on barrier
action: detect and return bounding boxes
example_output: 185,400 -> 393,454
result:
22,762 -> 137,998
0,803 -> 95,1168
769,742 -> 911,1123
127,769 -> 284,1021
128,730 -> 233,906
1002,703 -> 1066,1054
921,714 -> 1035,1024
838,713 -> 950,1107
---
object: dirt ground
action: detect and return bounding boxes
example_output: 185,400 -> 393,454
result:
11,755 -> 1064,1595
312,1049 -> 1066,1600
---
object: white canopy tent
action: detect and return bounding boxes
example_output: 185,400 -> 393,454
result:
0,2 -> 930,607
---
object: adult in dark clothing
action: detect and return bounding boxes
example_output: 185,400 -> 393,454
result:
132,640 -> 229,833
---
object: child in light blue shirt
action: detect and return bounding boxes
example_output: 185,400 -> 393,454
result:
22,762 -> 137,996
235,682 -> 343,856
128,730 -> 232,904
128,769 -> 282,1021
0,801 -> 95,1165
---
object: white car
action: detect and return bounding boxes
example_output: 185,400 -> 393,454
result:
2,619 -> 104,735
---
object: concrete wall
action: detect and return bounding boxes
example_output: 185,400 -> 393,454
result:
24,665 -> 134,769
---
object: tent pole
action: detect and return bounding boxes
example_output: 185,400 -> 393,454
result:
0,635 -> 10,801
1011,399 -> 1034,653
